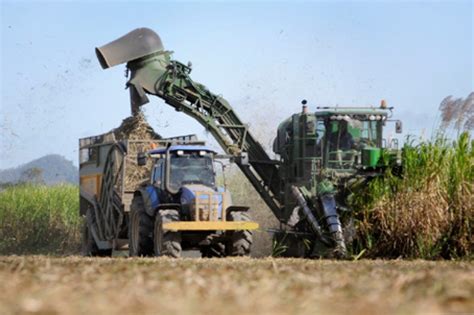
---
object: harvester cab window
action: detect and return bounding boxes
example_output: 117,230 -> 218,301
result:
359,121 -> 378,147
327,120 -> 355,152
169,153 -> 215,191
326,119 -> 363,169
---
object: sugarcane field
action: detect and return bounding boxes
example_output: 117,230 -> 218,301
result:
1,2 -> 473,315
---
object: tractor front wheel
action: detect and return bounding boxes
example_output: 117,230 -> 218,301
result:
154,209 -> 182,258
200,242 -> 226,258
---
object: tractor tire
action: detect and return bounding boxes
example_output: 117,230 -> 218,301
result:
129,196 -> 154,257
200,243 -> 226,258
154,209 -> 182,258
82,209 -> 112,257
227,211 -> 253,256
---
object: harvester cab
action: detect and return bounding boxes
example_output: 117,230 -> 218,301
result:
272,101 -> 403,257
274,101 -> 402,176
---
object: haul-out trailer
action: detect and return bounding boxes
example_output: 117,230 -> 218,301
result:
79,132 -> 258,257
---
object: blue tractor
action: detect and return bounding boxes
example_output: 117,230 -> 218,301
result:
129,144 -> 259,257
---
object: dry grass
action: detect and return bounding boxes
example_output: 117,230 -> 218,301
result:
353,132 -> 473,259
439,92 -> 474,132
0,256 -> 472,315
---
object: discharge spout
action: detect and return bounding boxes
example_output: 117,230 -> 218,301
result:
95,28 -> 164,69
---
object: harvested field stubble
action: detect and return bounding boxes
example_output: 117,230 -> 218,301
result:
0,256 -> 472,315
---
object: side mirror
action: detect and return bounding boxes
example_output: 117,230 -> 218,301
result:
137,152 -> 147,166
395,121 -> 403,134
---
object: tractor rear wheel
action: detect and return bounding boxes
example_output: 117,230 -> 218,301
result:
129,196 -> 154,257
227,211 -> 253,256
154,209 -> 182,258
82,209 -> 112,257
200,243 -> 226,258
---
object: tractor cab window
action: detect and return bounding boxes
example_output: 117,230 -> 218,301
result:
152,159 -> 164,187
169,153 -> 215,191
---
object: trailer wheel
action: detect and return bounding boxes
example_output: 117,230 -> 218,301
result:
154,209 -> 182,258
129,196 -> 154,257
82,209 -> 112,257
227,211 -> 253,256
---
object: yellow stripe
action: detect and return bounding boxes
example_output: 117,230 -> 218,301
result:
163,221 -> 259,231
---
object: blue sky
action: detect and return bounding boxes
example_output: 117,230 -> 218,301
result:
1,0 -> 472,169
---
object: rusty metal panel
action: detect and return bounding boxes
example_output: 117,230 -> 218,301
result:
80,174 -> 102,198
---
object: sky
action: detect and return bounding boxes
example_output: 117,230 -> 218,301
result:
1,0 -> 473,169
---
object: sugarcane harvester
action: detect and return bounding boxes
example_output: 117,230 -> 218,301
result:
96,28 -> 403,258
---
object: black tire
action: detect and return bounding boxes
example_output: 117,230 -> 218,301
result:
201,243 -> 226,258
129,195 -> 154,257
227,211 -> 253,256
82,209 -> 112,257
154,209 -> 182,258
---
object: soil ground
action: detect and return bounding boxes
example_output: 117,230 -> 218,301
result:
0,256 -> 472,315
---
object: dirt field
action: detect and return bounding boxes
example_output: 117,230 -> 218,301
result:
0,256 -> 472,315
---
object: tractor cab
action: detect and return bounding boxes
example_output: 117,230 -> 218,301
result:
147,145 -> 217,195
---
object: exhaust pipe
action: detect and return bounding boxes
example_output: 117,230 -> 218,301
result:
95,28 -> 164,69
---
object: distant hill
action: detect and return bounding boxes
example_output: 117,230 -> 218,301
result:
0,154 -> 78,185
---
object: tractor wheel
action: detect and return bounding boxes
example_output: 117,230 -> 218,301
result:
154,209 -> 182,258
200,243 -> 226,258
227,211 -> 253,256
129,196 -> 154,257
82,209 -> 112,257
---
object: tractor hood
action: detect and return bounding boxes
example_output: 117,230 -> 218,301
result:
180,185 -> 229,220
